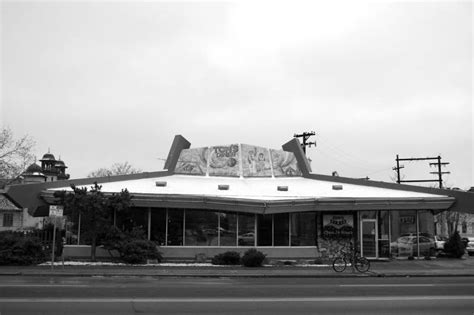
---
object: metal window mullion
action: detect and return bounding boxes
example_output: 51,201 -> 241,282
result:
147,207 -> 151,241
254,214 -> 257,247
272,214 -> 274,247
376,211 -> 379,258
388,211 -> 392,257
218,212 -> 221,247
236,214 -> 239,247
358,212 -> 362,256
183,209 -> 186,246
165,208 -> 168,247
288,213 -> 292,247
77,213 -> 81,245
416,210 -> 420,258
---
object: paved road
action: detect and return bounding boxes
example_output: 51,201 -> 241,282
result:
1,276 -> 473,314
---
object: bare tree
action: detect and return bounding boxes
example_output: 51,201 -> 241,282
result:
0,127 -> 35,180
87,161 -> 141,178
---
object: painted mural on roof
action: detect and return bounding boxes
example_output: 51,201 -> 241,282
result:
175,147 -> 208,175
241,144 -> 272,177
270,149 -> 302,177
208,144 -> 240,177
174,144 -> 301,178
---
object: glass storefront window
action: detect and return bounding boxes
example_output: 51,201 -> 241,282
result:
167,209 -> 184,245
219,212 -> 237,246
390,210 -> 417,258
150,208 -> 166,246
257,214 -> 272,246
417,210 -> 436,257
238,213 -> 255,246
184,210 -> 219,246
274,213 -> 289,246
290,212 -> 316,246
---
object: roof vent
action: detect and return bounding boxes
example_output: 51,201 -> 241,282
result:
332,184 -> 343,190
218,184 -> 229,190
277,186 -> 288,191
155,181 -> 167,187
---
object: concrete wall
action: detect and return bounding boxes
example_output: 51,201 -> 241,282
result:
63,245 -> 118,259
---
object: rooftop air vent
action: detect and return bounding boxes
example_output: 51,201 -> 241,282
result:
218,184 -> 229,190
277,186 -> 288,191
332,184 -> 343,190
155,181 -> 167,187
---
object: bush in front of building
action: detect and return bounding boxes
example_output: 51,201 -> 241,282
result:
444,231 -> 465,258
0,231 -> 47,265
121,239 -> 162,264
241,248 -> 266,267
211,251 -> 241,265
102,226 -> 162,264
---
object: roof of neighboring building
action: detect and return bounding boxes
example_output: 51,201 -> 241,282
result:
0,194 -> 22,211
22,163 -> 46,178
54,160 -> 67,168
40,153 -> 56,162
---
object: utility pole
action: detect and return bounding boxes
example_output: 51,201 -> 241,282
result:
392,154 -> 405,184
429,156 -> 450,189
294,131 -> 316,154
393,155 -> 450,188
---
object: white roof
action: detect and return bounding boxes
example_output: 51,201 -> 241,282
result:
48,175 -> 449,201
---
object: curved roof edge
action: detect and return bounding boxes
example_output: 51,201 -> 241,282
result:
4,170 -> 171,215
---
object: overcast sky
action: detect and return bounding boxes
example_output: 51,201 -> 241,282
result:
1,1 -> 472,190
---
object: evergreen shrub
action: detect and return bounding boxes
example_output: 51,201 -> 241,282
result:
444,231 -> 465,258
241,248 -> 266,267
121,240 -> 162,264
211,251 -> 241,265
0,231 -> 47,265
102,227 -> 162,264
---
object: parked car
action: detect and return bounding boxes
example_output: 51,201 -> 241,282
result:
434,235 -> 448,254
463,237 -> 474,256
390,235 -> 436,257
238,232 -> 255,246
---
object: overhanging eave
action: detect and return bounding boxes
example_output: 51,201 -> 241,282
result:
40,190 -> 455,216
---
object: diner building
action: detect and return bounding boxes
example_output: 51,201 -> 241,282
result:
4,135 -> 474,261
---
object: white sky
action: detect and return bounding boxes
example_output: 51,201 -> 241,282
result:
1,1 -> 472,190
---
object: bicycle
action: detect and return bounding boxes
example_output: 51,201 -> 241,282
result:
332,242 -> 370,273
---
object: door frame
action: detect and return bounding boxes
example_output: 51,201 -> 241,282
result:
360,219 -> 378,259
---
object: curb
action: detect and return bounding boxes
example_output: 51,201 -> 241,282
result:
1,271 -> 474,278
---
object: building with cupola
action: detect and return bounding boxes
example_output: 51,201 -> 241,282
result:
39,151 -> 70,182
0,150 -> 70,231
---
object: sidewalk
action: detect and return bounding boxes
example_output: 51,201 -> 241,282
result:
1,256 -> 474,278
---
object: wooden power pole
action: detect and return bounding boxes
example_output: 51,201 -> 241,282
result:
294,131 -> 316,154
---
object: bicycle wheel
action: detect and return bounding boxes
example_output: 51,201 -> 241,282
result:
332,256 -> 347,272
354,256 -> 370,273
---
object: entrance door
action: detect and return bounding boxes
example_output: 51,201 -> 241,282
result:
361,220 -> 377,258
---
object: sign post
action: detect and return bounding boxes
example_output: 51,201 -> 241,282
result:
49,205 -> 63,270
